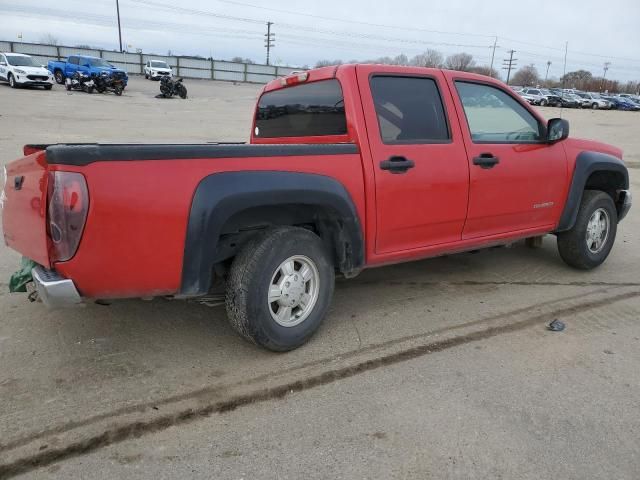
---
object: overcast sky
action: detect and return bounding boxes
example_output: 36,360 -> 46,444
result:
1,0 -> 639,81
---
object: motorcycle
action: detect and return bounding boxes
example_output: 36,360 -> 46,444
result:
93,71 -> 124,96
159,76 -> 187,99
65,71 -> 94,93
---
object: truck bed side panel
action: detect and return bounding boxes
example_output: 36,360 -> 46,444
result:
53,153 -> 365,299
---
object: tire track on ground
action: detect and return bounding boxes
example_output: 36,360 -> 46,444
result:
0,285 -> 613,453
1,289 -> 638,479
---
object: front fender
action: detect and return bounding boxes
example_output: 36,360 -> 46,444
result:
556,151 -> 629,232
180,171 -> 364,296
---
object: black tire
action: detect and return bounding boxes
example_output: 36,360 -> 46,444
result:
145,73 -> 149,79
178,84 -> 187,99
44,84 -> 53,90
557,190 -> 617,270
592,103 -> 598,110
225,227 -> 335,351
65,83 -> 71,91
114,86 -> 123,96
54,70 -> 64,84
540,99 -> 548,106
8,73 -> 17,88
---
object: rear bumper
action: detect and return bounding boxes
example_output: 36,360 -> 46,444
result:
32,266 -> 82,308
618,189 -> 632,222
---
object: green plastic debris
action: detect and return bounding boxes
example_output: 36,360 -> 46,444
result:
9,257 -> 37,293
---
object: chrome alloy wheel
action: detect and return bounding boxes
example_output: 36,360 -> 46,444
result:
268,255 -> 320,327
585,208 -> 610,254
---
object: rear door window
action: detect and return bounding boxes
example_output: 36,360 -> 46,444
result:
369,76 -> 450,143
68,56 -> 79,65
255,79 -> 347,138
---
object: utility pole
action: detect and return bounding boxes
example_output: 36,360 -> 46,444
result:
602,62 -> 611,91
264,22 -> 275,65
489,36 -> 498,77
502,50 -> 517,85
115,0 -> 123,53
545,61 -> 551,84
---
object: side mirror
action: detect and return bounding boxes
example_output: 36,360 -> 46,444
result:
0,62 -> 6,66
546,118 -> 569,143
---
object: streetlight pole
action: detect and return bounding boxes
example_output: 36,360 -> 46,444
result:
116,0 -> 123,53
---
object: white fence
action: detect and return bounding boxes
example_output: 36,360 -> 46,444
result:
0,40 -> 302,84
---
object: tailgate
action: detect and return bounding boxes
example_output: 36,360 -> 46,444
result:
1,149 -> 50,268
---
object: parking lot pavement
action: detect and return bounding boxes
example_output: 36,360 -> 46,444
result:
1,77 -> 639,478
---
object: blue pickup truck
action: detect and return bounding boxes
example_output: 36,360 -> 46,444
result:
48,55 -> 128,87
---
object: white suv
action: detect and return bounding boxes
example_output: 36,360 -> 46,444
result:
144,60 -> 172,80
0,53 -> 54,89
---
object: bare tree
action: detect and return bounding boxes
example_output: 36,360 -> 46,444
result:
511,64 -> 540,86
315,60 -> 343,68
39,33 -> 59,46
445,53 -> 475,71
393,54 -> 409,66
469,65 -> 500,79
411,49 -> 443,68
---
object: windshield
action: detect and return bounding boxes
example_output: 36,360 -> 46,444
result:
151,61 -> 168,68
6,55 -> 40,67
89,58 -> 114,68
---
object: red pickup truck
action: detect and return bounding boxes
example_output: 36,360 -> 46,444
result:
2,65 -> 632,351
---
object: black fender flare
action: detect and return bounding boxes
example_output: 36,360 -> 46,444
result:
556,151 -> 629,232
180,171 -> 364,296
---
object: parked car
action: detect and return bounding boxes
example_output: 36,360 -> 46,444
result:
0,53 -> 54,89
516,90 -> 537,105
539,89 -> 563,107
570,93 -> 591,108
48,55 -> 128,87
2,65 -> 632,351
557,93 -> 581,108
522,88 -> 549,106
576,92 -> 610,109
144,60 -> 173,80
601,96 -> 634,110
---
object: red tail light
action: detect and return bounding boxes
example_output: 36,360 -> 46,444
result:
48,172 -> 89,262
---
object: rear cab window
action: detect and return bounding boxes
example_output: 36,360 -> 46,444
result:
254,79 -> 347,140
369,75 -> 450,144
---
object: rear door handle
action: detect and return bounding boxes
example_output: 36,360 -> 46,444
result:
473,153 -> 500,169
380,156 -> 415,174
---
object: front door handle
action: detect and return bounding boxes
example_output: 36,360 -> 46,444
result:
380,156 -> 415,174
473,153 -> 500,169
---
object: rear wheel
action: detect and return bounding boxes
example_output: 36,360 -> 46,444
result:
540,99 -> 548,106
225,227 -> 335,351
592,103 -> 598,109
557,190 -> 617,269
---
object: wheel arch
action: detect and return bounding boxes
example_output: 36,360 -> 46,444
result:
180,171 -> 365,296
556,151 -> 629,232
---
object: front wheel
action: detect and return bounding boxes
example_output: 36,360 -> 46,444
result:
44,84 -> 53,90
54,70 -> 64,84
225,227 -> 335,351
114,86 -> 123,96
557,190 -> 617,270
177,84 -> 187,99
8,74 -> 17,88
592,103 -> 598,109
540,99 -> 548,106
